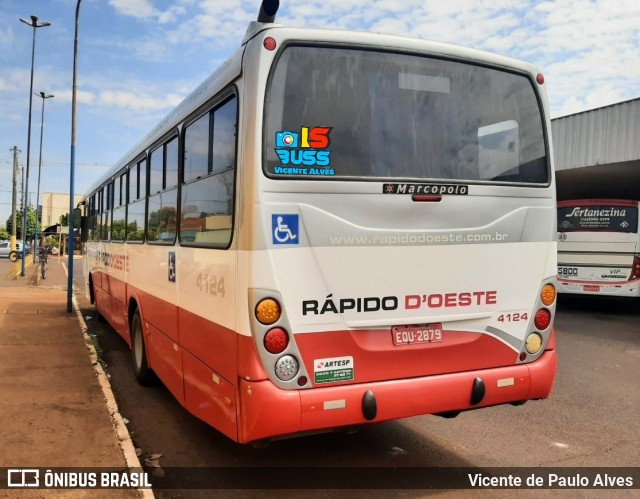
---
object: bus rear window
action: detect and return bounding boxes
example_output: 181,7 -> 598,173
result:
265,45 -> 548,184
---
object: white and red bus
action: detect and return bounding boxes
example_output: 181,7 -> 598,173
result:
81,1 -> 557,444
557,199 -> 640,297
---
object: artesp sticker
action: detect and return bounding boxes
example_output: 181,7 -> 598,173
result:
314,356 -> 354,384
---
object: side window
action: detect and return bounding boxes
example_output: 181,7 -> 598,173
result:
147,135 -> 179,244
184,112 -> 209,182
138,158 -> 147,199
180,95 -> 237,247
129,163 -> 138,203
149,147 -> 163,195
126,160 -> 145,242
101,184 -> 111,241
112,173 -> 126,242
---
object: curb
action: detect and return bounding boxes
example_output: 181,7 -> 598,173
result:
64,263 -> 155,499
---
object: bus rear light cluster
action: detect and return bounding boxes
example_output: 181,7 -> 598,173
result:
632,256 -> 640,280
264,327 -> 289,354
523,283 -> 556,359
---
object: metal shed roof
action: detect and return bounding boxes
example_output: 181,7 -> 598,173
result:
551,97 -> 640,171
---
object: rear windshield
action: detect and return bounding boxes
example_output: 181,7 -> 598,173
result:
558,203 -> 639,232
265,45 -> 548,184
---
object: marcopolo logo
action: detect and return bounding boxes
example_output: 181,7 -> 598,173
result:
383,183 -> 469,195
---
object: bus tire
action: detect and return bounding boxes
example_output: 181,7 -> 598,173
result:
131,309 -> 154,385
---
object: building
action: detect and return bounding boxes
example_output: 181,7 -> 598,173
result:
552,97 -> 640,201
39,192 -> 84,230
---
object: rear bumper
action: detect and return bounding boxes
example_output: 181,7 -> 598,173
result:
557,278 -> 640,297
238,349 -> 557,443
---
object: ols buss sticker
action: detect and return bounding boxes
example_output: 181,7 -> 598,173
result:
314,356 -> 354,384
272,126 -> 335,176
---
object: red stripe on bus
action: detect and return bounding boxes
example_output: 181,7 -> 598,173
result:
557,199 -> 638,208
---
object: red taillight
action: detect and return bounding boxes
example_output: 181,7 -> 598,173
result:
536,73 -> 544,85
534,309 -> 551,330
263,37 -> 277,51
632,256 -> 640,280
264,328 -> 289,354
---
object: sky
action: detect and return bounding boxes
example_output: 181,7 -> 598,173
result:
1,0 -> 639,225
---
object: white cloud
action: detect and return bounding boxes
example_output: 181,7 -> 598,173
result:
108,0 -> 158,19
0,25 -> 13,47
99,90 -> 183,111
108,0 -> 187,25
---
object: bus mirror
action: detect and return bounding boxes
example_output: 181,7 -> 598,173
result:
73,207 -> 82,228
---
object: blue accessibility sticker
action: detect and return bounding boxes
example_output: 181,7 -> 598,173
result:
272,214 -> 299,245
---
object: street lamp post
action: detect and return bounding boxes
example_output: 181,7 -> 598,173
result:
19,15 -> 50,277
68,0 -> 82,313
34,92 -> 54,261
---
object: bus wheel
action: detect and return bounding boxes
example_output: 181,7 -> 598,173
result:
130,309 -> 154,385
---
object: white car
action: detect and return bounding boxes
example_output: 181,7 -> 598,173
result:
0,241 -> 31,258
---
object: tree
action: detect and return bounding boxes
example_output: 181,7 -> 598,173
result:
0,226 -> 9,240
5,207 -> 39,241
59,212 -> 69,226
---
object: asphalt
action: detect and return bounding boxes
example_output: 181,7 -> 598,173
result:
0,256 -> 153,498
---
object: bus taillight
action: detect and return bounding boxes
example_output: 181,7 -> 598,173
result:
256,298 -> 281,325
534,309 -> 551,330
525,333 -> 543,354
540,283 -> 556,306
632,256 -> 640,280
264,327 -> 289,354
274,355 -> 299,381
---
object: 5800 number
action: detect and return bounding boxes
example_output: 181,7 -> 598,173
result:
558,267 -> 578,276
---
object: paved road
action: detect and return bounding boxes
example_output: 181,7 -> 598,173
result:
73,258 -> 640,497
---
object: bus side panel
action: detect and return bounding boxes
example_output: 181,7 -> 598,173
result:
237,334 -> 268,382
179,308 -> 238,384
183,350 -> 238,441
104,273 -> 128,337
237,378 -> 301,443
138,290 -> 179,343
134,287 -> 183,402
145,321 -> 184,403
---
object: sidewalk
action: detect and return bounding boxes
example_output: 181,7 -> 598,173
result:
0,258 -> 150,497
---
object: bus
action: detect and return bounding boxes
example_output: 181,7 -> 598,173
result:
81,0 -> 558,444
557,199 -> 640,296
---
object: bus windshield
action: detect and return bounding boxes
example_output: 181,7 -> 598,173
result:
265,45 -> 548,184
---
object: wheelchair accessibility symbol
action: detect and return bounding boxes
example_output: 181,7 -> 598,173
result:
272,214 -> 299,245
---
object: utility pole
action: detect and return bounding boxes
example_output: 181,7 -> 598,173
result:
20,167 -> 25,231
10,146 -> 21,251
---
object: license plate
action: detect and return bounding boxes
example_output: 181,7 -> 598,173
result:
583,285 -> 601,292
392,324 -> 443,345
